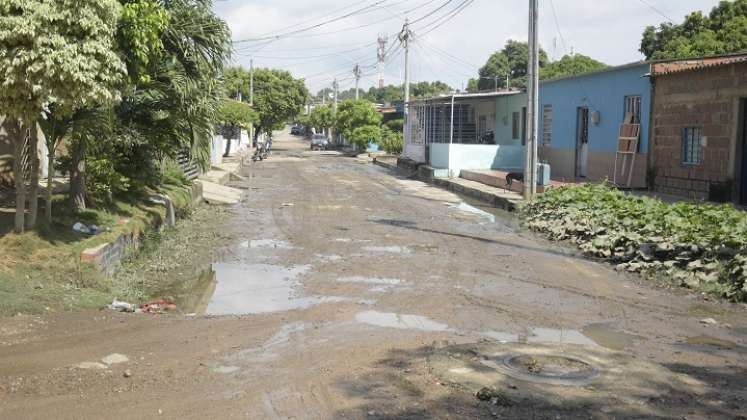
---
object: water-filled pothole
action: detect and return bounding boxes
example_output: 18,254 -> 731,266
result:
495,354 -> 600,386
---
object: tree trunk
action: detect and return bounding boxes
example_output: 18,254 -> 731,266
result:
69,139 -> 87,211
27,124 -> 39,229
253,125 -> 262,148
223,126 -> 233,157
12,120 -> 25,234
45,146 -> 56,224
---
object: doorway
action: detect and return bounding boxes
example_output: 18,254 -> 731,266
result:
576,107 -> 590,178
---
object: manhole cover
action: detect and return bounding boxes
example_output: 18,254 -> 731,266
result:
492,354 -> 600,386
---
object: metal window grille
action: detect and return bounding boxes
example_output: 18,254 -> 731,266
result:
682,127 -> 701,165
542,105 -> 552,146
624,95 -> 642,124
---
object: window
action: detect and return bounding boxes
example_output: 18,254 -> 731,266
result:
624,95 -> 642,124
512,112 -> 520,140
682,127 -> 701,165
542,105 -> 553,145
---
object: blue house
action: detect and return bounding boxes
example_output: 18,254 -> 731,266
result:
539,62 -> 652,188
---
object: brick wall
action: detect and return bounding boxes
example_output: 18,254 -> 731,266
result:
651,61 -> 747,201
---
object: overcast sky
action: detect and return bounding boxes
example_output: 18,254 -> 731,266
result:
213,0 -> 722,93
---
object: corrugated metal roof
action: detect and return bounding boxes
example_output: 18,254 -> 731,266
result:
652,53 -> 747,76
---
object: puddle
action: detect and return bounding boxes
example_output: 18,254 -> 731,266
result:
337,276 -> 402,285
355,310 -> 450,332
452,202 -> 496,223
212,365 -> 240,374
369,286 -> 391,293
581,324 -> 641,350
361,245 -> 411,254
204,263 -> 343,315
684,335 -> 738,349
481,327 -> 598,348
240,239 -> 294,249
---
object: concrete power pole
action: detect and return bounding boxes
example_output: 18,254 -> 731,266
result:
377,35 -> 388,88
353,64 -> 362,100
249,59 -> 254,106
399,19 -> 412,148
333,79 -> 339,144
524,0 -> 539,199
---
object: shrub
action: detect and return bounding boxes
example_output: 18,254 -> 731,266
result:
521,183 -> 747,301
379,128 -> 403,154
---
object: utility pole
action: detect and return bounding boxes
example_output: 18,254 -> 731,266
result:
377,35 -> 388,88
249,59 -> 254,106
494,76 -> 499,92
524,0 -> 539,199
332,78 -> 339,145
399,19 -> 412,148
353,64 -> 362,100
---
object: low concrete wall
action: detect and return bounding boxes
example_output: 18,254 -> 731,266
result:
429,143 -> 525,177
80,184 -> 204,276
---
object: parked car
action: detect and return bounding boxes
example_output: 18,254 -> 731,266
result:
310,134 -> 329,151
290,125 -> 302,135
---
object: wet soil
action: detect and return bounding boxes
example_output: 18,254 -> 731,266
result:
1,131 -> 746,419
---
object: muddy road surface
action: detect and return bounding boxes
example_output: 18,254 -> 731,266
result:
1,130 -> 746,419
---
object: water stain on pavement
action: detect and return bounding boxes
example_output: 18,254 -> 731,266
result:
204,263 -> 343,315
481,327 -> 598,348
240,239 -> 294,249
336,276 -> 402,285
581,323 -> 642,350
361,245 -> 411,254
452,202 -> 497,223
355,310 -> 450,331
684,335 -> 738,349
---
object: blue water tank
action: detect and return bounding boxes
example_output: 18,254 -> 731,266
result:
537,163 -> 551,186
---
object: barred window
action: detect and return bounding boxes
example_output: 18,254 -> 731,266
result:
682,127 -> 701,165
542,105 -> 552,145
512,112 -> 520,139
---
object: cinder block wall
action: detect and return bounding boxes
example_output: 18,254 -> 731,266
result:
651,62 -> 747,201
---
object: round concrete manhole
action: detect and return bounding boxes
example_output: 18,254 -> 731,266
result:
492,353 -> 600,386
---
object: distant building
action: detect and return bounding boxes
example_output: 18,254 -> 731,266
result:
650,53 -> 747,204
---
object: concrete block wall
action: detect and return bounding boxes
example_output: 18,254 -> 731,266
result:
651,61 -> 747,201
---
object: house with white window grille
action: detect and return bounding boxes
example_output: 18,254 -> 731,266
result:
404,90 -> 527,177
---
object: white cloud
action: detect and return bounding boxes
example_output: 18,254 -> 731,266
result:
213,0 -> 722,93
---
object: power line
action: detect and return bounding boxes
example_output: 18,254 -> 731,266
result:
233,0 -> 390,43
415,0 -> 475,37
637,0 -> 674,23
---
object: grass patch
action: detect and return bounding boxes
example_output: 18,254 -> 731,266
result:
521,183 -> 747,301
0,183 -> 197,316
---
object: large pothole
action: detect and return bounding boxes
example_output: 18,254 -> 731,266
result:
428,342 -> 707,418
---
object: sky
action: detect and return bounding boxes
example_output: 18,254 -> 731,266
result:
213,0 -> 723,94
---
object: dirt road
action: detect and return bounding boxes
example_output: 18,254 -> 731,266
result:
1,130 -> 746,419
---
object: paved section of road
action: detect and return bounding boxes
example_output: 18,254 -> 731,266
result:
1,130 -> 745,419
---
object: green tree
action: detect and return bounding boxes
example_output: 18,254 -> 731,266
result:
540,54 -> 608,80
640,0 -> 747,59
0,0 -> 126,230
334,99 -> 382,142
251,68 -> 308,143
474,40 -> 549,91
384,118 -> 404,133
118,0 -> 170,83
224,66 -> 252,101
349,125 -> 382,150
411,81 -> 452,98
309,104 -> 335,135
379,127 -> 403,154
217,98 -> 257,156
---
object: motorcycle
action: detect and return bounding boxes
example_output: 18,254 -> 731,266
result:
252,137 -> 272,162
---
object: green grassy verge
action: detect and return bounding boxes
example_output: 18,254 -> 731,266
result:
0,183 -> 196,316
521,183 -> 747,301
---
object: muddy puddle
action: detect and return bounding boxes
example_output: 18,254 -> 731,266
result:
240,239 -> 294,249
355,310 -> 450,331
191,263 -> 344,316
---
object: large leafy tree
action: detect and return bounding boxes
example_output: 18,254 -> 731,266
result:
469,40 -> 549,92
334,99 -> 382,147
251,68 -> 308,142
217,98 -> 256,155
0,0 -> 126,231
540,54 -> 608,80
308,104 -> 335,135
641,0 -> 747,59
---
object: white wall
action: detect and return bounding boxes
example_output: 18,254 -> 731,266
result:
429,143 -> 525,176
